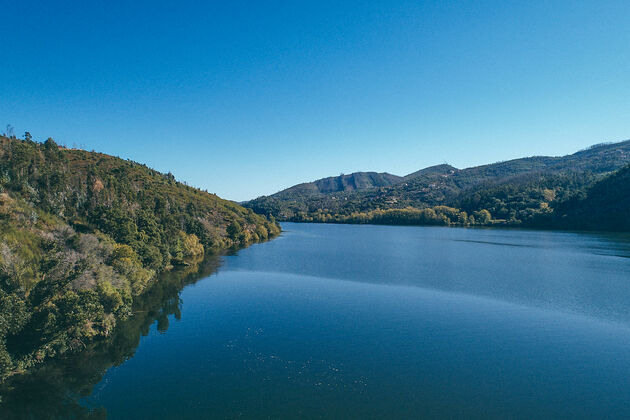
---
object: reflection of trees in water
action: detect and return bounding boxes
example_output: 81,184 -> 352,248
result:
0,255 -> 222,419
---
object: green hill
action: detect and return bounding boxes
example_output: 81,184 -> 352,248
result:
402,164 -> 458,180
259,171 -> 402,200
0,134 -> 279,377
245,139 -> 630,229
290,171 -> 402,195
538,163 -> 630,231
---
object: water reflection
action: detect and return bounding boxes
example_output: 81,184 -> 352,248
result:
0,255 -> 222,419
2,224 -> 630,419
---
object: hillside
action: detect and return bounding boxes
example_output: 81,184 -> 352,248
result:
245,139 -> 630,229
284,172 -> 402,196
538,163 -> 630,231
0,135 -> 279,377
402,164 -> 458,180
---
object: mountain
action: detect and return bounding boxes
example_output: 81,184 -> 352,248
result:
0,134 -> 280,377
244,139 -> 630,228
245,171 -> 403,220
272,171 -> 402,197
403,164 -> 458,180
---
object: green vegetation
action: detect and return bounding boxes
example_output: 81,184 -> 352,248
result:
0,134 -> 279,378
293,206 -> 478,226
0,255 -> 222,418
536,164 -> 630,231
245,140 -> 630,231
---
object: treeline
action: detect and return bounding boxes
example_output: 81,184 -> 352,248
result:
0,134 -> 279,378
293,206 -> 493,226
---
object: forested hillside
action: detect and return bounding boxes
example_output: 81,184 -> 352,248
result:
0,134 -> 279,378
245,140 -> 630,230
537,163 -> 630,231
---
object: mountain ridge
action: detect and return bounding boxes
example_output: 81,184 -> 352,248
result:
244,139 -> 630,227
271,171 -> 403,197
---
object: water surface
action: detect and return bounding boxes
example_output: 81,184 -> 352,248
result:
6,223 -> 630,418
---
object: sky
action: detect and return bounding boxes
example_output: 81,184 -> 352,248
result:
1,1 -> 630,201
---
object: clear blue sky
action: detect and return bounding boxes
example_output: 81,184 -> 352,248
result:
2,1 -> 629,201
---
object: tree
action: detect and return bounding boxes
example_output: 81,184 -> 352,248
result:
226,220 -> 242,241
44,138 -> 58,151
473,209 -> 492,225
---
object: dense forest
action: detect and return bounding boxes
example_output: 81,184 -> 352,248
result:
536,163 -> 630,231
245,140 -> 630,231
0,134 -> 280,378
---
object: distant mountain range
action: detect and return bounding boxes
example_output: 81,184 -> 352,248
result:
244,139 -> 630,230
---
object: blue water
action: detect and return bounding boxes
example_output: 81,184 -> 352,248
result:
81,223 -> 630,418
